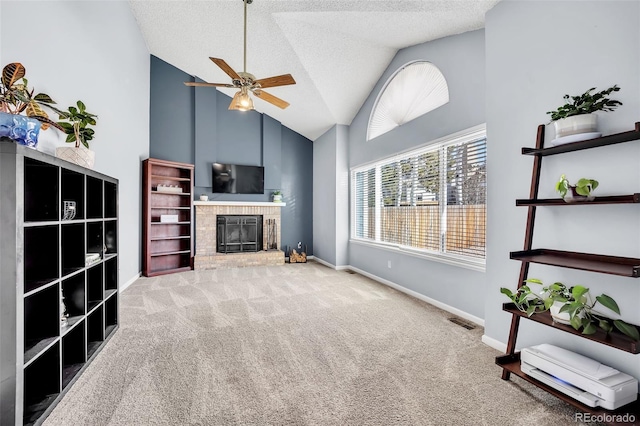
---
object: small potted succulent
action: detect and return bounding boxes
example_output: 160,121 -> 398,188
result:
0,62 -> 62,147
546,85 -> 622,144
555,174 -> 598,202
272,190 -> 282,202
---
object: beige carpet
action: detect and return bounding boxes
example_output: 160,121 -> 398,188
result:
44,261 -> 589,426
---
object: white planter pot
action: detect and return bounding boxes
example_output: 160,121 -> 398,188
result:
273,194 -> 282,202
549,301 -> 571,325
553,113 -> 598,138
56,146 -> 95,169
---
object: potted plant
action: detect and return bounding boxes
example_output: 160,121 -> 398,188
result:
0,62 -> 62,147
501,280 -> 640,341
555,174 -> 598,202
50,101 -> 98,169
272,190 -> 282,202
526,279 -> 573,324
546,85 -> 622,144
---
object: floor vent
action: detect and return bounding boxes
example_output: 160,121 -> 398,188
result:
448,317 -> 476,330
344,270 -> 356,274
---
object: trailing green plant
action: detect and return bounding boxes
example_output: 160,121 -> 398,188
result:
546,85 -> 622,122
0,62 -> 62,131
500,285 -> 546,317
272,190 -> 282,196
555,174 -> 598,199
50,101 -> 97,148
501,279 -> 640,341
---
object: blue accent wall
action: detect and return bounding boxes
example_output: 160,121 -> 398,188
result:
281,127 -> 313,254
149,55 -> 313,254
150,55 -> 194,164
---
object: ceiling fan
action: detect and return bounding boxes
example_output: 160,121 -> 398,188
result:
184,0 -> 296,111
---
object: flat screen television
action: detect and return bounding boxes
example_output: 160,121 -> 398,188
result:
212,162 -> 264,194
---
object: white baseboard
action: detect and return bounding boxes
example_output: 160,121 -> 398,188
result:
347,266 -> 484,327
311,256 -> 348,271
481,334 -> 507,352
120,272 -> 141,293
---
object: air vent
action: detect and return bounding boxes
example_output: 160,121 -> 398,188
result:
344,270 -> 356,274
448,317 -> 476,330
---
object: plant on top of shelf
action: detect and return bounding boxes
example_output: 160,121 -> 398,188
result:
0,62 -> 63,147
546,85 -> 622,143
501,279 -> 640,341
0,62 -> 61,128
555,174 -> 598,201
272,190 -> 282,202
546,85 -> 622,122
50,100 -> 98,149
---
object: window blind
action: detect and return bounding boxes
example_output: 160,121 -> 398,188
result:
352,132 -> 486,262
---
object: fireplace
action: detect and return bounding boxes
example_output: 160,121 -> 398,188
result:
194,201 -> 285,269
217,215 -> 262,253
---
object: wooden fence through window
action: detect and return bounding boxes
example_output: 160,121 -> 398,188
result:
368,204 -> 486,258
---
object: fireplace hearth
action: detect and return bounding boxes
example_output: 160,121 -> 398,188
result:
217,215 -> 263,253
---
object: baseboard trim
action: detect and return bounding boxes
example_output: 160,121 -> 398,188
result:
120,272 -> 141,293
311,256 -> 348,271
482,334 -> 507,353
347,266 -> 484,327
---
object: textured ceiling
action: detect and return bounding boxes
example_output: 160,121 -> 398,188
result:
129,0 -> 499,141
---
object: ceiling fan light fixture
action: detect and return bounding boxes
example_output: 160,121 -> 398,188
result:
229,88 -> 254,111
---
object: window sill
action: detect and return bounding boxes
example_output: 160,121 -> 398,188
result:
349,238 -> 486,272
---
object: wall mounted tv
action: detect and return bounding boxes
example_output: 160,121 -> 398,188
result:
212,163 -> 264,194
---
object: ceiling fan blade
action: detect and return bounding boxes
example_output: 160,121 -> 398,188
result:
252,90 -> 290,109
254,74 -> 296,89
184,82 -> 235,88
209,57 -> 241,81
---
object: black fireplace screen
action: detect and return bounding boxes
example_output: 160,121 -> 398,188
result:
217,215 -> 263,253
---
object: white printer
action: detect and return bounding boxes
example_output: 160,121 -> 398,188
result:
521,343 -> 638,410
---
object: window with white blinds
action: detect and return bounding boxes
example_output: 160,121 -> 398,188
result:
352,127 -> 486,268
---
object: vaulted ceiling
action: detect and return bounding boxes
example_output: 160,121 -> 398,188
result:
129,0 -> 499,141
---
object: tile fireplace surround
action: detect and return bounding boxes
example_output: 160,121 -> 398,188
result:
193,201 -> 285,269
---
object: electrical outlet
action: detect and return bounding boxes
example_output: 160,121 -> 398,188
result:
387,260 -> 392,269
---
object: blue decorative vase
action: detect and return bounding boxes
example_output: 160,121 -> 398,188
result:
0,112 -> 41,148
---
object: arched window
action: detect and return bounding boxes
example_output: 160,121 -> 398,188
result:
367,61 -> 449,141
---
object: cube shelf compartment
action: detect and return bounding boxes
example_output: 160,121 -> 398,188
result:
24,157 -> 59,223
24,284 -> 60,365
24,226 -> 59,293
87,306 -> 104,359
0,141 -> 119,426
61,168 -> 85,220
87,264 -> 104,313
23,341 -> 60,426
105,293 -> 118,338
86,176 -> 103,219
62,320 -> 86,389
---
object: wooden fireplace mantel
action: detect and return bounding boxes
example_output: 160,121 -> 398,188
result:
194,201 -> 286,207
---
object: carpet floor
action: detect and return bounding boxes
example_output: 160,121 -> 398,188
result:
44,261 -> 590,425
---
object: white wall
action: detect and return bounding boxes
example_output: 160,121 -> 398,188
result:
1,1 -> 150,286
335,125 -> 349,267
313,124 -> 350,268
485,0 -> 640,378
347,30 -> 487,319
313,126 -> 338,265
